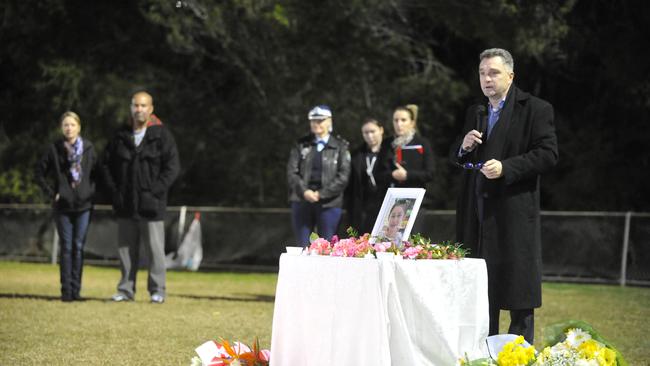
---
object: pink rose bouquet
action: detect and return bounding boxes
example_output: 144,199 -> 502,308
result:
309,237 -> 332,255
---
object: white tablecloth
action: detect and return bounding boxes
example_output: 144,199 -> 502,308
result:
270,254 -> 489,366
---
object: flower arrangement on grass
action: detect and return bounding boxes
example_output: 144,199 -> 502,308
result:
459,320 -> 627,366
306,227 -> 468,260
191,338 -> 270,366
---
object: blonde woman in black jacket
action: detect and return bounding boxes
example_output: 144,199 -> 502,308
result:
386,104 -> 435,188
35,111 -> 97,302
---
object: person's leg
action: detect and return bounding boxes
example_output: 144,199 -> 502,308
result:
509,308 -> 534,344
70,210 -> 90,299
55,212 -> 74,301
116,218 -> 139,299
488,302 -> 501,336
144,220 -> 166,299
317,206 -> 342,241
291,202 -> 316,247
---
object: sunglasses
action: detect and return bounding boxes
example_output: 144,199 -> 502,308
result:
457,162 -> 484,170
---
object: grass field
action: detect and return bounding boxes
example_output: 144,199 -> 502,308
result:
1,261 -> 649,365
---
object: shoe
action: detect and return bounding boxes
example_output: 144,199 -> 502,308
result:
61,295 -> 74,302
150,293 -> 165,304
111,293 -> 133,302
72,293 -> 84,301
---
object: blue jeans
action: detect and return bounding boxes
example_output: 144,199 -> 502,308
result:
55,210 -> 91,299
291,202 -> 342,247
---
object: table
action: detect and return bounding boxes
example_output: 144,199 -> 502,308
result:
270,254 -> 489,365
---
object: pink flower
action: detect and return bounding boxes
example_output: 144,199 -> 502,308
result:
354,239 -> 371,256
373,242 -> 391,252
332,238 -> 357,257
259,349 -> 271,361
330,235 -> 339,244
309,238 -> 331,255
232,342 -> 251,354
402,245 -> 423,259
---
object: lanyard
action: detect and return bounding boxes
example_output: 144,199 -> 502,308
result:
365,155 -> 377,187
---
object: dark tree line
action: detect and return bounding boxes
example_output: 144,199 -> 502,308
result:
1,0 -> 649,210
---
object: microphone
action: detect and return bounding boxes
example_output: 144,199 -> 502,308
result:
475,105 -> 487,136
472,105 -> 487,160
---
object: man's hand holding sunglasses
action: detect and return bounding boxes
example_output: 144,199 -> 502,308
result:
481,159 -> 502,179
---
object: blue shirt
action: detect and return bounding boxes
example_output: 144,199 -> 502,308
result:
315,134 -> 330,152
487,99 -> 506,138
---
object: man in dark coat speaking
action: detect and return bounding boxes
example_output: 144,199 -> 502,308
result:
449,48 -> 558,343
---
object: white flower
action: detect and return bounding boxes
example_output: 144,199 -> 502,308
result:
575,359 -> 599,366
565,328 -> 591,347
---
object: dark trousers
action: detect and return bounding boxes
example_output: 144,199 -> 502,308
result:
55,210 -> 91,299
291,202 -> 342,246
489,305 -> 535,344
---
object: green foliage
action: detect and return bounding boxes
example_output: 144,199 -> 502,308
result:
346,226 -> 359,238
1,0 -> 648,210
0,168 -> 41,203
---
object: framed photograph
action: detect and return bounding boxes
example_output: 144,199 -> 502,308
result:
370,188 -> 426,244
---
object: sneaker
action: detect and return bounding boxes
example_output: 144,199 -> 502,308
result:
111,293 -> 133,302
150,293 -> 165,304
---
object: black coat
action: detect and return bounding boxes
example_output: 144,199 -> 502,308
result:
345,143 -> 391,234
35,138 -> 97,212
101,124 -> 180,221
383,134 -> 435,188
450,85 -> 558,309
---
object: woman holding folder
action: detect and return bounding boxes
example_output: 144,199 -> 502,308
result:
385,104 -> 435,188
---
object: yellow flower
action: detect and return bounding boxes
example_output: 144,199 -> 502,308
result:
497,336 -> 535,366
578,339 -> 600,359
597,347 -> 617,366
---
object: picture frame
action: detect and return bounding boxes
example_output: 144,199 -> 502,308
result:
370,187 -> 426,244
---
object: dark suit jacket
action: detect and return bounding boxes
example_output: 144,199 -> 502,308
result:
450,85 -> 558,309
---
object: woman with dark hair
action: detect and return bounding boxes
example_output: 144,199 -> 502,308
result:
346,118 -> 391,234
35,111 -> 97,302
386,104 -> 435,188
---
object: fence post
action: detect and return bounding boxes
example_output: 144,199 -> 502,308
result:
51,222 -> 58,265
619,211 -> 632,286
178,205 -> 187,247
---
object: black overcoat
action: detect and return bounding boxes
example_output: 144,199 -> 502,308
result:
450,85 -> 558,309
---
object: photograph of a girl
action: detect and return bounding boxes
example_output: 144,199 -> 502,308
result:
381,199 -> 415,244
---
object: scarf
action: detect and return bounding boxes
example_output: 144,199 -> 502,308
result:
391,131 -> 415,149
64,138 -> 83,188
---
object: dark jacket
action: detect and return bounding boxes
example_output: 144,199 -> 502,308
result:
383,134 -> 435,188
35,138 -> 97,212
449,85 -> 558,309
345,143 -> 391,233
101,123 -> 180,221
287,133 -> 351,208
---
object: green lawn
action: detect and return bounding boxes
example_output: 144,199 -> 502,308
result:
1,261 -> 649,365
